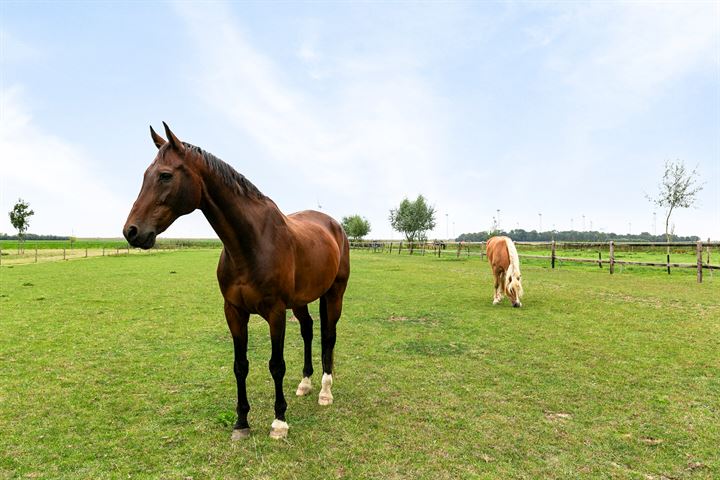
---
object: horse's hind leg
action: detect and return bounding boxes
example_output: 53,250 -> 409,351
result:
292,305 -> 314,396
318,281 -> 346,406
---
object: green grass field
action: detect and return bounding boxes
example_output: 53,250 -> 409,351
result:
1,250 -> 718,479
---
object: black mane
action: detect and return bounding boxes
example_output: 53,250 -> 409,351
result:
184,143 -> 264,199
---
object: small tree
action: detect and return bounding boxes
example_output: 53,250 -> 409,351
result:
9,199 -> 34,254
646,159 -> 703,263
389,195 -> 436,253
647,160 -> 703,242
341,215 -> 371,243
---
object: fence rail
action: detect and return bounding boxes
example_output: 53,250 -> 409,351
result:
0,243 -> 200,267
349,240 -> 720,283
5,239 -> 718,283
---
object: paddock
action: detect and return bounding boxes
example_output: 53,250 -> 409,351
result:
1,249 -> 718,478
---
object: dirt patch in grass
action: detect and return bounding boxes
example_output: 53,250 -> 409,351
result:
544,412 -> 573,422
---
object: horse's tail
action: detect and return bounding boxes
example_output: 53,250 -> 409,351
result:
504,237 -> 523,299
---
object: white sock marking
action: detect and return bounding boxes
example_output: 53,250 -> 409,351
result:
318,373 -> 333,405
296,376 -> 312,396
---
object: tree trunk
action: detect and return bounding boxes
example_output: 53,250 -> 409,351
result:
665,208 -> 673,274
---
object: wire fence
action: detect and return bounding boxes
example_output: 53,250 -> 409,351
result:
4,238 -> 718,283
349,240 -> 720,283
0,243 -> 208,267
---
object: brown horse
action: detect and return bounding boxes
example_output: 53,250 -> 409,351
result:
486,236 -> 523,307
123,123 -> 350,440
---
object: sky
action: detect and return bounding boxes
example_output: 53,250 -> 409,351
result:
1,1 -> 718,241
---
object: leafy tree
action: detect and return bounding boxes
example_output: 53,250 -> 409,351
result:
9,199 -> 34,254
646,160 -> 703,252
341,215 -> 371,242
389,195 -> 436,252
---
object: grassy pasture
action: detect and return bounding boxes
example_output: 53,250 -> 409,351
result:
1,250 -> 718,479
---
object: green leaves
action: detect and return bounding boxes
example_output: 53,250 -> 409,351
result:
9,198 -> 34,239
389,195 -> 437,243
341,214 -> 371,242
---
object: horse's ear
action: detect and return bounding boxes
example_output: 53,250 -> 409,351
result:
150,125 -> 166,149
162,121 -> 186,154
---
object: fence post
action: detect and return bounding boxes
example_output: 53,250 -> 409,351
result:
85,248 -> 88,258
609,241 -> 615,275
598,250 -> 602,268
63,248 -> 66,260
697,241 -> 703,283
102,247 -> 105,257
398,241 -> 402,254
707,238 -> 711,265
35,247 -> 38,263
551,240 -> 556,269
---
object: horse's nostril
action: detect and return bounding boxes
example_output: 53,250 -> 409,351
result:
126,225 -> 138,241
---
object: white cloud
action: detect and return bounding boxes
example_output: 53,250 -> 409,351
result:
542,2 -> 718,125
0,87 -> 128,237
173,3 -> 451,238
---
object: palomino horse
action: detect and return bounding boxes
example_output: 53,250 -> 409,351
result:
486,236 -> 523,307
123,123 -> 350,440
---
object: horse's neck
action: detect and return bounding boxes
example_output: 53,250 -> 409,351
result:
198,166 -> 287,261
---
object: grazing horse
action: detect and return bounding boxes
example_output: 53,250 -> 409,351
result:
486,236 -> 523,307
123,123 -> 350,440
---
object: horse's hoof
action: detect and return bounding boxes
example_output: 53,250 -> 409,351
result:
318,373 -> 333,406
296,377 -> 312,396
231,428 -> 251,441
492,299 -> 501,305
269,419 -> 289,440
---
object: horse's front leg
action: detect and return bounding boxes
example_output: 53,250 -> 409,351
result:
268,307 -> 289,439
493,274 -> 503,305
225,301 -> 251,440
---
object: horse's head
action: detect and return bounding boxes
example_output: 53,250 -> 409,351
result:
123,123 -> 202,249
506,271 -> 524,308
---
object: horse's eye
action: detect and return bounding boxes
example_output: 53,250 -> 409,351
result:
159,172 -> 173,182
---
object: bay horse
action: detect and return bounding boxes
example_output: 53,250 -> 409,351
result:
486,236 -> 523,307
123,123 -> 350,440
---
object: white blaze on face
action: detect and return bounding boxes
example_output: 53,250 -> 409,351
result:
318,373 -> 333,405
504,237 -> 523,302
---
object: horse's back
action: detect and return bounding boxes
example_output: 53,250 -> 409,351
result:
288,210 -> 347,254
487,236 -> 511,273
287,210 -> 350,286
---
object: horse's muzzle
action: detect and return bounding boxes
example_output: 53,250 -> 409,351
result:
123,224 -> 156,249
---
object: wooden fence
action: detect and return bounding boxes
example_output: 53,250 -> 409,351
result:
0,243 -> 189,267
350,240 -> 720,283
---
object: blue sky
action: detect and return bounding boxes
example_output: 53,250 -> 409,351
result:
1,1 -> 718,240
